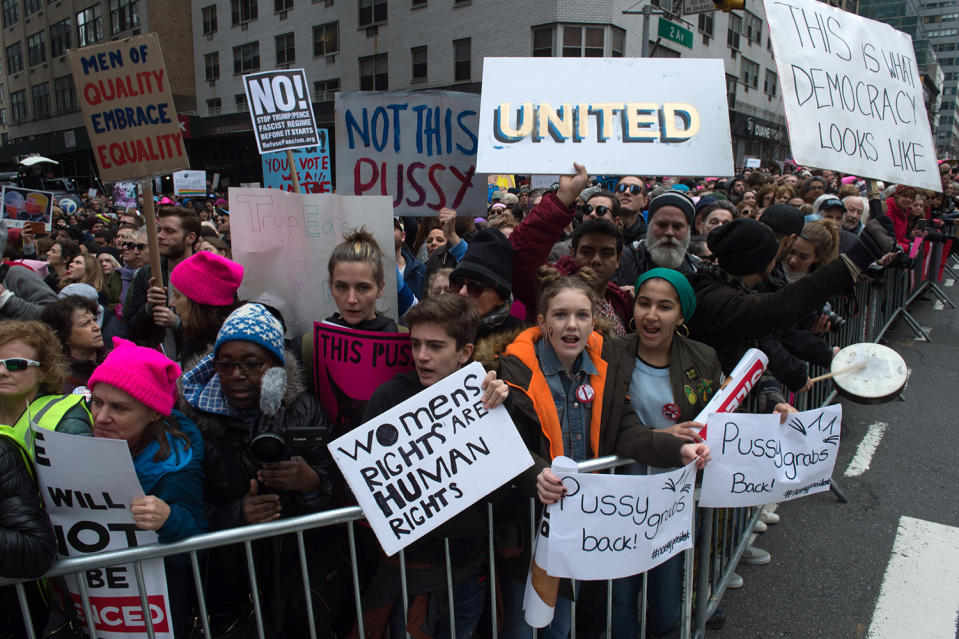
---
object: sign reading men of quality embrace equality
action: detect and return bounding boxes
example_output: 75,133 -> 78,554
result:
329,362 -> 534,556
764,0 -> 940,191
33,427 -> 173,638
335,91 -> 486,217
699,405 -> 842,507
69,33 -> 188,182
476,58 -> 734,176
243,69 -> 321,154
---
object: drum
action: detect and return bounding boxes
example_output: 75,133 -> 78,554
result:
830,343 -> 909,404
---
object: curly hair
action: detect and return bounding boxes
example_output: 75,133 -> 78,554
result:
799,219 -> 841,265
0,321 -> 68,394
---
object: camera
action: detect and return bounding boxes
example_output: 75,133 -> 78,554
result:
250,427 -> 327,465
820,302 -> 845,331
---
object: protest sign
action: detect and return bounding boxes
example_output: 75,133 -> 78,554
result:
335,90 -> 485,217
745,157 -> 762,169
313,322 -> 414,435
69,33 -> 188,181
243,69 -> 320,154
2,186 -> 53,230
173,170 -> 206,196
328,362 -> 533,556
262,137 -> 332,193
764,0 -> 940,191
33,427 -> 172,638
699,405 -> 842,507
476,58 -> 734,176
693,347 -> 768,438
546,460 -> 697,580
229,187 -> 397,336
113,181 -> 138,208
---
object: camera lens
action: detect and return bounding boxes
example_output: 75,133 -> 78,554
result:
250,432 -> 287,465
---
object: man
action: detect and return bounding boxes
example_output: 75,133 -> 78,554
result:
727,177 -> 745,204
818,197 -> 845,224
93,228 -> 114,249
841,195 -> 865,235
584,189 -> 620,221
614,176 -> 648,242
614,191 -> 702,287
783,173 -> 799,190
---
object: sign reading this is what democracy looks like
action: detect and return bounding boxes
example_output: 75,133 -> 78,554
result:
765,0 -> 940,191
243,69 -> 321,154
476,58 -> 734,176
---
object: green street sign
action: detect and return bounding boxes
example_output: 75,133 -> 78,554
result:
658,17 -> 693,49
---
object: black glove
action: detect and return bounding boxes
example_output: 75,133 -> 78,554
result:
845,219 -> 896,269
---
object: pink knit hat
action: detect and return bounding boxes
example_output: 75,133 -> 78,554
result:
170,251 -> 244,306
88,338 -> 181,415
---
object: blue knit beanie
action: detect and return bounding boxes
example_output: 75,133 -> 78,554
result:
214,303 -> 285,364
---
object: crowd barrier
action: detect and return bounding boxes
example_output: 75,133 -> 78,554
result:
3,237 -> 954,639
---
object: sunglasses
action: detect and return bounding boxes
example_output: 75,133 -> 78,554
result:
450,277 -> 491,298
213,360 -> 267,375
0,357 -> 41,372
616,184 -> 643,196
586,204 -> 612,217
122,242 -> 148,251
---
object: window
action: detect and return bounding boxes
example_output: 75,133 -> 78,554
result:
27,31 -> 46,67
314,78 -> 339,101
358,0 -> 386,26
202,5 -> 217,33
31,83 -> 50,118
24,0 -> 40,16
110,0 -> 139,34
313,21 -> 338,56
726,73 -> 737,109
532,26 -> 553,56
411,0 -> 426,6
741,57 -> 759,89
233,42 -> 259,73
411,45 -> 427,81
698,12 -> 713,37
235,93 -> 247,109
563,25 -> 604,57
275,32 -> 295,64
611,26 -> 625,57
1,0 -> 17,29
764,69 -> 777,96
727,13 -> 741,50
10,90 -> 26,122
453,37 -> 470,82
0,110 -> 5,126
359,53 -> 387,90
6,43 -> 23,75
231,0 -> 257,24
743,11 -> 762,45
207,97 -> 222,115
275,0 -> 293,10
77,5 -> 103,47
54,75 -> 75,111
0,84 -> 3,102
204,52 -> 219,81
50,19 -> 72,56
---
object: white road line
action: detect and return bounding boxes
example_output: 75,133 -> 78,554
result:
867,516 -> 959,638
843,422 -> 887,477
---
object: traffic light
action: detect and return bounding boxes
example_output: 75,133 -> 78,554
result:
713,0 -> 745,11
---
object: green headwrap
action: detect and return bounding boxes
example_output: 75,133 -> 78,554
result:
635,268 -> 697,321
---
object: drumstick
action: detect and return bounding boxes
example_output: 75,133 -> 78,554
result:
808,362 -> 867,384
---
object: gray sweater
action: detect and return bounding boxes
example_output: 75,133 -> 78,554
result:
0,265 -> 58,320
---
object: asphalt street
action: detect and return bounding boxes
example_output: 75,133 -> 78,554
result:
711,289 -> 959,638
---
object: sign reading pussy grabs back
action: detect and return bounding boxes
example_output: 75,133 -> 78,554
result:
476,58 -> 734,176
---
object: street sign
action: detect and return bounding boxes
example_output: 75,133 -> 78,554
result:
658,17 -> 694,49
684,0 -> 716,14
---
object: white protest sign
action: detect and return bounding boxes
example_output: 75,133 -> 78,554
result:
476,58 -> 734,176
699,405 -> 842,507
335,90 -> 486,217
228,187 -> 397,335
546,461 -> 696,580
328,362 -> 533,556
745,157 -> 762,169
172,169 -> 206,196
33,428 -> 173,638
243,69 -> 321,154
764,0 -> 939,190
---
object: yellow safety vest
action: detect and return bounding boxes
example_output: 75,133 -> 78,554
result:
0,394 -> 90,475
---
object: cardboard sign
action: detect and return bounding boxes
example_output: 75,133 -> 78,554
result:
2,186 -> 53,230
228,187 -> 397,336
69,33 -> 188,181
546,460 -> 696,580
243,69 -> 320,154
313,322 -> 414,434
335,90 -> 485,217
699,405 -> 842,507
173,170 -> 206,196
262,138 -> 332,193
33,428 -> 173,638
328,362 -> 533,556
113,181 -> 138,209
764,0 -> 939,190
476,58 -> 734,176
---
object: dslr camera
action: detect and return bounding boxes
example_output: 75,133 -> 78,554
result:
250,427 -> 327,465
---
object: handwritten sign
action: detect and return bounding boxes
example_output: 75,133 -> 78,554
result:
33,427 -> 173,639
764,0 -> 939,190
243,69 -> 321,154
68,33 -> 187,181
476,58 -> 734,176
546,460 -> 696,580
699,405 -> 842,507
2,186 -> 53,230
172,170 -> 206,196
228,187 -> 397,336
328,362 -> 533,556
313,322 -> 413,434
113,181 -> 138,209
262,139 -> 332,193
335,90 -> 485,217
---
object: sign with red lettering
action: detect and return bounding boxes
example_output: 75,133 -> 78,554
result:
262,135 -> 332,193
335,91 -> 485,217
68,33 -> 188,182
243,69 -> 321,154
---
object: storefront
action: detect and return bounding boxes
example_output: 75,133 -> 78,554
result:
730,111 -> 790,170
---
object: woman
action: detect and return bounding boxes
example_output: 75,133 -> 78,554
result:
413,218 -> 447,262
426,267 -> 454,297
97,250 -> 120,277
88,338 -> 206,636
44,238 -> 80,291
782,219 -> 840,284
774,185 -> 796,204
41,295 -> 105,392
197,236 -> 233,259
62,253 -> 122,310
169,251 -> 244,364
325,228 -> 398,331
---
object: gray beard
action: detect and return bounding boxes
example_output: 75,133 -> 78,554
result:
648,236 -> 689,269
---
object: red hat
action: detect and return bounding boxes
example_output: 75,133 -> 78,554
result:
170,251 -> 244,306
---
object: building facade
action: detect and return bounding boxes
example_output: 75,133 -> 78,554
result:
918,0 -> 959,159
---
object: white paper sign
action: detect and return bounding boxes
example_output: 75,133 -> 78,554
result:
546,461 -> 696,580
476,58 -> 734,176
33,428 -> 173,639
699,405 -> 842,507
228,187 -> 397,336
172,169 -> 206,196
328,362 -> 534,556
764,0 -> 939,190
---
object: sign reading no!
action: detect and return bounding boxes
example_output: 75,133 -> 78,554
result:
243,69 -> 321,154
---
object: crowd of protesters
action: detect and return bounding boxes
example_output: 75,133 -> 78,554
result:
1,158 -> 956,639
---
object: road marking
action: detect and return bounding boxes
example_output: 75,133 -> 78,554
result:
945,278 -> 954,287
867,516 -> 959,638
843,422 -> 886,477
934,300 -> 944,310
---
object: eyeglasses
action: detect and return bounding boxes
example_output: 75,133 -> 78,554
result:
586,204 -> 612,217
0,358 -> 41,372
213,360 -> 266,375
122,242 -> 148,251
450,277 -> 491,298
616,184 -> 643,196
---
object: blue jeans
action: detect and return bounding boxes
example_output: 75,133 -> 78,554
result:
388,575 -> 486,639
610,553 -> 683,638
501,576 -> 574,639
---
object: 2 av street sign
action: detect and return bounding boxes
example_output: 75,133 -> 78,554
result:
658,17 -> 694,49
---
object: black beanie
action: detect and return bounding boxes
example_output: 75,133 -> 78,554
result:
648,191 -> 695,226
450,228 -> 514,297
707,218 -> 779,276
759,203 -> 805,237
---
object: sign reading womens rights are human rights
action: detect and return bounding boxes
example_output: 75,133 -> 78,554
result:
476,58 -> 734,176
764,0 -> 940,191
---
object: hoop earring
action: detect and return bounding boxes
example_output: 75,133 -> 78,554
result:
628,317 -> 636,332
675,323 -> 690,338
